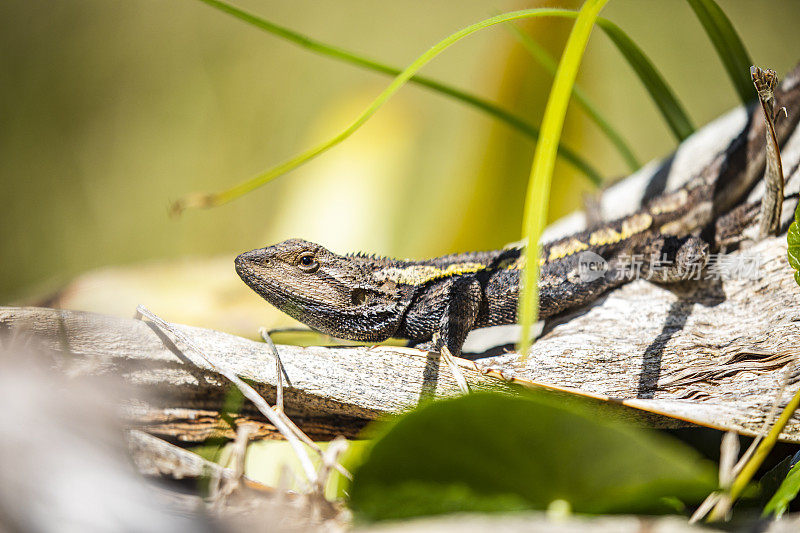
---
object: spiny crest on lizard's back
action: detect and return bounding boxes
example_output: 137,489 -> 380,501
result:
347,251 -> 391,262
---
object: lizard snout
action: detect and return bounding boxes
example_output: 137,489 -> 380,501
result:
235,248 -> 268,273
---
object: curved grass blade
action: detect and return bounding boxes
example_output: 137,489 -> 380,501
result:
172,8 -> 602,214
519,12 -> 694,142
193,0 -> 560,158
528,11 -> 694,141
594,18 -> 695,141
181,2 -> 695,212
517,0 -> 609,356
685,0 -> 753,105
506,22 -> 640,171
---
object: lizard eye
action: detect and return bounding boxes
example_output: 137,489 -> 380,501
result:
297,252 -> 319,272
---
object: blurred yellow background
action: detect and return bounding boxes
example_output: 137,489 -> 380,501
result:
2,0 -> 800,332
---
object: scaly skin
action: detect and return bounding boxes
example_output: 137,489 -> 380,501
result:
235,63 -> 800,356
235,231 -> 703,356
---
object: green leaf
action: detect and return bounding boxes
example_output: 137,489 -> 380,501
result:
789,198 -> 800,287
788,219 -> 800,275
763,460 -> 800,518
349,393 -> 717,522
685,0 -> 754,105
786,169 -> 800,285
758,455 -> 793,506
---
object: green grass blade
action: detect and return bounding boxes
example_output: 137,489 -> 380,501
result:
187,1 -> 602,199
178,2 -> 697,211
594,18 -> 695,141
506,22 -> 640,171
517,0 -> 609,356
530,11 -> 694,141
173,7 -> 603,213
194,0 -> 545,148
685,0 -> 754,105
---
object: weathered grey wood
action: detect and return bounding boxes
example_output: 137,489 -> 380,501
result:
477,234 -> 800,441
129,429 -> 237,481
3,264 -> 800,442
0,306 -> 520,431
124,404 -> 369,442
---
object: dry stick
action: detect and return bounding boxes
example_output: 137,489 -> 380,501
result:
228,423 -> 256,481
690,493 -> 722,525
441,345 -> 471,394
315,436 -> 349,496
259,327 -> 285,412
210,423 -> 258,510
428,333 -> 469,394
305,436 -> 349,524
137,307 -> 352,482
713,431 -> 740,521
719,431 -> 740,489
690,432 -> 739,523
258,327 -> 353,481
135,305 -> 318,486
752,66 -> 785,239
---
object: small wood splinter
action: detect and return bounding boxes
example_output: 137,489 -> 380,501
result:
751,65 -> 785,239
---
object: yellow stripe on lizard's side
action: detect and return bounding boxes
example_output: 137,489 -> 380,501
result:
547,238 -> 589,261
649,189 -> 688,215
374,262 -> 486,285
589,213 -> 653,246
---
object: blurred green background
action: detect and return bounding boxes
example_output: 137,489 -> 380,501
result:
2,0 -> 800,329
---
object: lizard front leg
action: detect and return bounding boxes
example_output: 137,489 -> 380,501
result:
435,277 -> 482,357
407,276 -> 482,357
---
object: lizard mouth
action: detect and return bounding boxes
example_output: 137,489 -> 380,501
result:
234,253 -> 283,302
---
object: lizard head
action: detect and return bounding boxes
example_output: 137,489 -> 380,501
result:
235,239 -> 409,342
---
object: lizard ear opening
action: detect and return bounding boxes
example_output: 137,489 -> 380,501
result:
351,288 -> 371,306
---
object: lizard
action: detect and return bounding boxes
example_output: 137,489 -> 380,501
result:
235,64 -> 800,357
